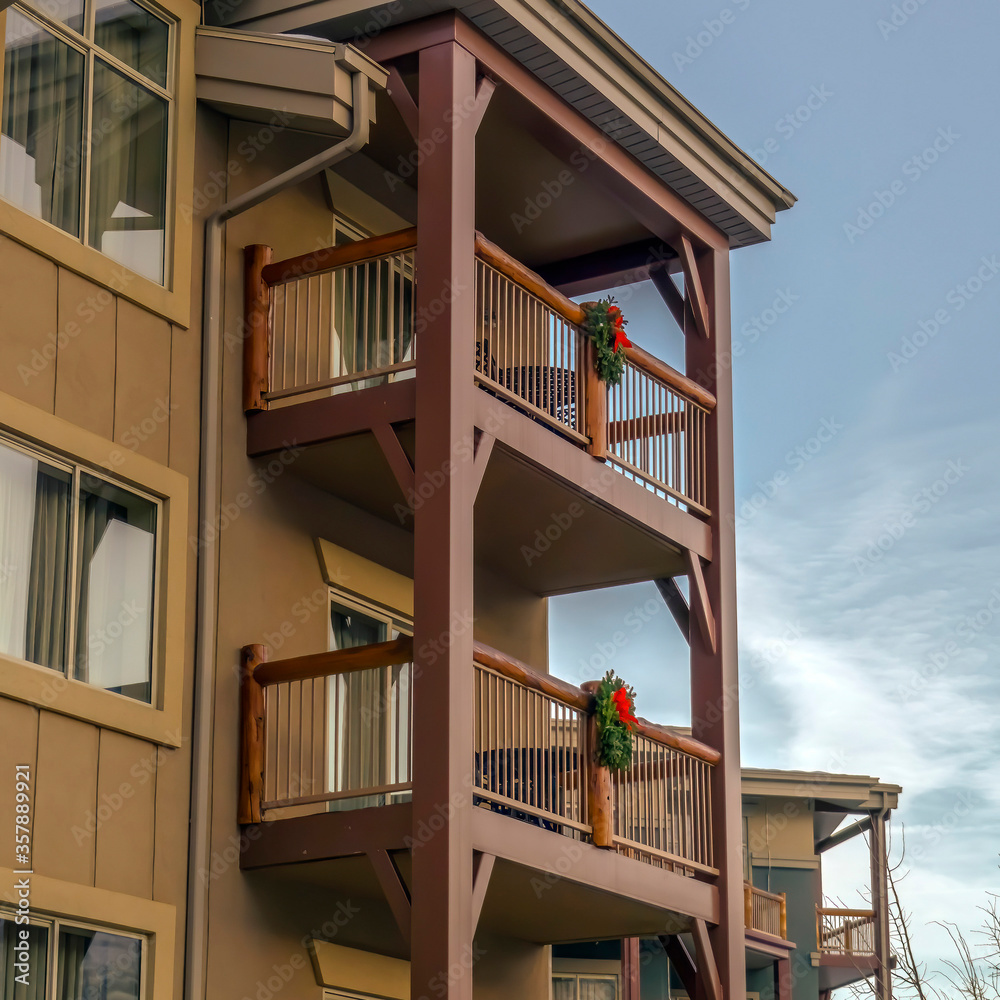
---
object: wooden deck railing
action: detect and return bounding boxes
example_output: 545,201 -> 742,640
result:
745,883 -> 787,939
245,229 -> 716,516
817,908 -> 876,956
240,638 -> 719,879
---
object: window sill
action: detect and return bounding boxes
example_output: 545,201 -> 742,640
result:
0,199 -> 192,329
0,653 -> 182,747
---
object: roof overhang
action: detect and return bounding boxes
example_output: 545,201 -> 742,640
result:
741,768 -> 902,813
203,0 -> 795,247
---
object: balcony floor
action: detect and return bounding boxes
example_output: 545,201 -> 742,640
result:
240,803 -> 717,944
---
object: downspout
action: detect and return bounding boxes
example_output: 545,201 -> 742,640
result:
185,66 -> 373,1000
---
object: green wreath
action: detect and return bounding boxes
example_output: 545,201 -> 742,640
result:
594,670 -> 637,771
583,297 -> 632,386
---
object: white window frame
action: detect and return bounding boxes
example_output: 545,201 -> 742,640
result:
1,906 -> 149,1000
0,0 -> 176,282
0,427 -> 163,706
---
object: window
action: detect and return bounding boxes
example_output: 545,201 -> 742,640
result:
327,590 -> 411,810
0,910 -> 146,1000
553,974 -> 619,1000
0,0 -> 172,283
0,433 -> 159,703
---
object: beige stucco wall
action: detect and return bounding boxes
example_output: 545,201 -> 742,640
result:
744,795 -> 817,869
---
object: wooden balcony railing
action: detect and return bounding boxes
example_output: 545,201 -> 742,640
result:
817,908 -> 877,956
244,229 -> 716,516
744,882 -> 787,939
239,637 -> 719,879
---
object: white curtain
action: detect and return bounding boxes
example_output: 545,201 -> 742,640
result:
0,444 -> 37,660
84,518 -> 154,691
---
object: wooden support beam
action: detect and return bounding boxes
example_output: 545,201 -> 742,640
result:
386,66 -> 419,140
649,265 -> 686,334
679,235 -> 711,339
660,935 -> 697,1000
471,851 -> 495,934
817,815 -> 873,853
369,849 -> 412,941
685,549 -> 717,655
655,577 -> 690,643
692,918 -> 723,1000
470,75 -> 496,133
373,422 -> 415,497
471,431 -> 495,499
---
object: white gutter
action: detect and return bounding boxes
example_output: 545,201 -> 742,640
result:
185,65 -> 373,1000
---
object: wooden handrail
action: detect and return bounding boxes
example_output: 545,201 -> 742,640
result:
633,716 -> 721,766
623,343 -> 716,411
474,231 -> 587,326
261,226 -> 418,285
749,883 -> 786,903
817,908 -> 876,918
472,641 -> 593,713
251,636 -> 415,687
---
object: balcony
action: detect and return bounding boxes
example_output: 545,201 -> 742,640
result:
237,637 -> 720,940
241,229 -> 716,587
744,883 -> 788,941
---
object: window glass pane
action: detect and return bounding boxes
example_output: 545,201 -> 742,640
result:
0,441 -> 71,671
57,926 -> 140,1000
88,59 -> 167,284
0,11 -> 84,236
553,977 -> 578,1000
94,0 -> 169,87
330,602 -> 386,649
0,916 -> 49,1000
76,473 -> 156,703
22,0 -> 85,32
580,977 -> 617,1000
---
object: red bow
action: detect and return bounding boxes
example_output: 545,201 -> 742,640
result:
612,685 -> 637,727
612,324 -> 632,353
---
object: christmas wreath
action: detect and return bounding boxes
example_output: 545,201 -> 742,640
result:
583,297 -> 632,386
594,670 -> 637,771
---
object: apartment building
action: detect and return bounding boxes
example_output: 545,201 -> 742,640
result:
0,1 -> 799,999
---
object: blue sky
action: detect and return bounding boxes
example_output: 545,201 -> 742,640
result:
549,0 -> 1000,971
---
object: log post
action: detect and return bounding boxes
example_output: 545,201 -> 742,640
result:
780,892 -> 787,940
743,883 -> 753,928
238,644 -> 266,824
582,680 -> 613,847
584,337 -> 607,460
243,244 -> 273,413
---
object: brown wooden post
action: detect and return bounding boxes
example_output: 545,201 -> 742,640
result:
743,882 -> 753,928
621,937 -> 641,1000
410,37 -> 481,1000
238,644 -> 266,825
685,241 -> 746,1000
871,809 -> 892,1000
776,957 -> 793,1000
780,892 -> 788,940
582,681 -> 613,847
243,244 -> 272,413
584,336 -> 608,460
